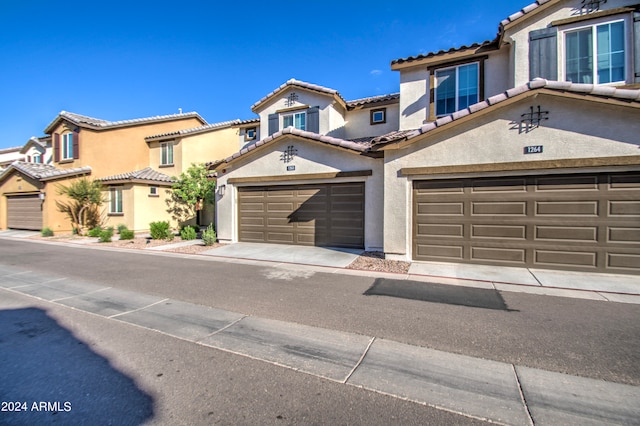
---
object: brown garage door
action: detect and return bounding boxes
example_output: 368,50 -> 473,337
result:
413,172 -> 640,275
7,194 -> 42,230
238,183 -> 364,248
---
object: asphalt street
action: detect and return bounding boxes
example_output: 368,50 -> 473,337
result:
1,239 -> 639,424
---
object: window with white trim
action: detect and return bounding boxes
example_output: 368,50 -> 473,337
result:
62,133 -> 74,160
282,111 -> 306,130
564,19 -> 625,84
109,187 -> 123,214
370,108 -> 386,125
149,186 -> 158,196
160,142 -> 174,166
435,62 -> 479,116
245,127 -> 257,141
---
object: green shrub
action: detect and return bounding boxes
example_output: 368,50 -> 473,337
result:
180,225 -> 197,240
202,223 -> 217,246
117,223 -> 128,234
41,227 -> 54,237
149,221 -> 173,240
98,228 -> 113,243
88,226 -> 102,237
119,229 -> 135,240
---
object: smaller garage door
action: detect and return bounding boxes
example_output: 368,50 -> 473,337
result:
7,194 -> 42,230
238,183 -> 364,248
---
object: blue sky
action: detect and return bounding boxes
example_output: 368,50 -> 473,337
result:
0,0 -> 528,149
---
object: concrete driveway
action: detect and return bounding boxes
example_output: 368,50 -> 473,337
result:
203,242 -> 363,268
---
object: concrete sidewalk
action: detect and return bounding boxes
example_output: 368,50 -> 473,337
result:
1,263 -> 639,425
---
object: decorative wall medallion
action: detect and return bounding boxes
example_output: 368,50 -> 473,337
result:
285,92 -> 299,107
280,145 -> 297,163
520,105 -> 549,133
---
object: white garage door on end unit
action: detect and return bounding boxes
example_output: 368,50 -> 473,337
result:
238,182 -> 365,249
7,194 -> 42,230
413,172 -> 640,275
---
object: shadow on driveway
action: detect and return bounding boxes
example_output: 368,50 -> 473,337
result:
0,307 -> 153,425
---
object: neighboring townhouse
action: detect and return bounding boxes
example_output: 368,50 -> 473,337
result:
213,0 -> 640,275
142,119 -> 249,227
0,146 -> 24,171
0,111 -> 207,233
213,79 -> 400,251
20,136 -> 52,165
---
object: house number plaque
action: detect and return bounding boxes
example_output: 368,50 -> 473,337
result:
524,145 -> 543,154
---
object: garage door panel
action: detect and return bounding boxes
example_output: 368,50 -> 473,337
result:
413,172 -> 640,274
472,247 -> 526,263
609,201 -> 640,216
608,227 -> 640,243
535,175 -> 599,191
472,225 -> 526,239
536,201 -> 599,216
535,226 -> 598,242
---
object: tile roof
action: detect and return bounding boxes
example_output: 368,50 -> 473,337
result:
145,119 -> 242,141
0,146 -> 22,154
346,93 -> 400,109
373,79 -> 640,147
500,0 -> 556,29
44,110 -> 207,133
208,127 -> 374,169
19,137 -> 47,154
391,39 -> 500,68
0,161 -> 91,182
251,79 -> 346,112
98,167 -> 175,184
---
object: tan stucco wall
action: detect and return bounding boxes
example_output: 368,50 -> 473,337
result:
0,172 -> 43,229
49,116 -> 203,178
216,137 -> 384,251
100,184 -> 176,233
43,176 -> 95,234
383,93 -> 640,259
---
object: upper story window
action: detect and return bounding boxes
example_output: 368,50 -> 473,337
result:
370,108 -> 386,125
62,133 -> 74,160
282,111 -> 306,131
245,127 -> 257,142
564,20 -> 625,84
32,154 -> 41,163
435,62 -> 479,116
160,142 -> 174,166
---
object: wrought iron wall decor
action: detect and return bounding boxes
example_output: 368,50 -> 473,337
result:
285,92 -> 299,107
280,145 -> 297,163
520,105 -> 549,133
581,0 -> 607,13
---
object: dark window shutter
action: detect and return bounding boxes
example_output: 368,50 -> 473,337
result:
529,27 -> 558,81
72,131 -> 80,159
307,106 -> 320,133
268,113 -> 279,136
634,12 -> 640,83
53,133 -> 60,163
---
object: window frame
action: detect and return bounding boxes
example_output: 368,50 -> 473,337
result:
434,62 -> 480,117
370,108 -> 387,125
62,132 -> 74,160
282,111 -> 306,131
32,154 -> 41,163
109,186 -> 123,215
160,142 -> 174,166
561,17 -> 628,85
149,186 -> 158,197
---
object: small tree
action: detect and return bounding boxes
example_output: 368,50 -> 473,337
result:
166,163 -> 216,225
56,178 -> 105,236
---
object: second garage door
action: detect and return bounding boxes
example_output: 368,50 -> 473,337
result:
7,194 -> 42,230
413,172 -> 640,275
238,183 -> 364,248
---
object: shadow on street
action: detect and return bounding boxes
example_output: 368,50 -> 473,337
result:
0,307 -> 153,425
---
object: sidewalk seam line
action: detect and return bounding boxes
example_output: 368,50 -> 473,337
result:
109,298 -> 169,319
51,286 -> 112,302
195,315 -> 248,342
512,364 -> 535,426
343,336 -> 376,384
